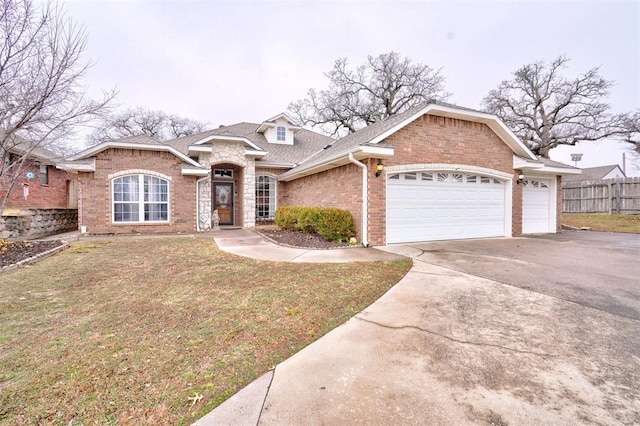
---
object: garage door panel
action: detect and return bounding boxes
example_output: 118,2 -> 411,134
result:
387,172 -> 506,243
522,180 -> 551,234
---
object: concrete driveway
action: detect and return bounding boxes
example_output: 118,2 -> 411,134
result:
256,231 -> 640,425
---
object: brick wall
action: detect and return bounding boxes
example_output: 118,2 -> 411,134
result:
512,172 -> 523,236
280,163 -> 364,240
1,159 -> 71,210
77,148 -> 197,235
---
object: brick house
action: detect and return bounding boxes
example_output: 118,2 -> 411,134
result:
60,102 -> 579,245
1,144 -> 72,211
0,141 -> 78,238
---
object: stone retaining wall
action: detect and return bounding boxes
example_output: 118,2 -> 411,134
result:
1,209 -> 78,239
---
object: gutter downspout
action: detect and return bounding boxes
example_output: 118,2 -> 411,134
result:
348,152 -> 369,247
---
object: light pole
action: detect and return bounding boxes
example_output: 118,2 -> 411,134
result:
571,153 -> 583,168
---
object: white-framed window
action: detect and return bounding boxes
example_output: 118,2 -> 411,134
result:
39,164 -> 48,185
112,175 -> 169,223
255,175 -> 276,220
276,126 -> 286,141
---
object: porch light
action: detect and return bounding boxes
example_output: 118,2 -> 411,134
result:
516,173 -> 525,185
375,160 -> 384,178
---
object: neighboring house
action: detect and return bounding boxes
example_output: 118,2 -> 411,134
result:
60,102 -> 580,244
0,138 -> 78,238
1,142 -> 74,212
563,164 -> 626,182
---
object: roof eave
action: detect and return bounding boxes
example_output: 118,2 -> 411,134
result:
536,167 -> 582,175
514,156 -> 582,175
56,159 -> 96,172
255,161 -> 296,169
513,156 -> 543,170
181,167 -> 209,176
193,134 -> 263,152
188,145 -> 212,156
278,146 -> 394,182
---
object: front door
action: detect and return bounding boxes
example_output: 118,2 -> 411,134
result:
214,182 -> 234,225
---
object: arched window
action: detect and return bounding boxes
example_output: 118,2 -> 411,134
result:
276,126 -> 286,141
255,175 -> 276,221
112,175 -> 169,223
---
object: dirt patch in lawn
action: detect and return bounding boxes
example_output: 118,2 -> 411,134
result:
562,214 -> 640,234
0,236 -> 411,425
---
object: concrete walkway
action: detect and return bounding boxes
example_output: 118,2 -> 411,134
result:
212,228 -> 405,263
194,229 -> 408,425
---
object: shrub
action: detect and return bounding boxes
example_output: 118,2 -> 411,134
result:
275,206 -> 356,243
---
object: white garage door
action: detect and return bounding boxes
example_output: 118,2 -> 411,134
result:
522,179 -> 551,234
387,171 -> 506,243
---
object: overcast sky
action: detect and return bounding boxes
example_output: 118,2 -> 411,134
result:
62,0 -> 640,175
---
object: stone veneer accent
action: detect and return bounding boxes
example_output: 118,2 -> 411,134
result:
204,142 -> 256,228
197,176 -> 212,230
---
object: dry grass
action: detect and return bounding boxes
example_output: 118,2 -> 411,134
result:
562,214 -> 640,234
0,236 -> 411,425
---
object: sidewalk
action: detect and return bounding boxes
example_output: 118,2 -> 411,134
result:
212,228 -> 405,263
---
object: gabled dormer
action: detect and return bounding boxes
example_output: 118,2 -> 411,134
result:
256,113 -> 301,145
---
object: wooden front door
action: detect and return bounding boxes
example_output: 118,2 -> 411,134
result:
214,182 -> 234,225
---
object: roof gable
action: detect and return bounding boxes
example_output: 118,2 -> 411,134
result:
564,164 -> 626,181
256,113 -> 301,134
280,101 -> 538,181
66,137 -> 203,170
365,102 -> 537,159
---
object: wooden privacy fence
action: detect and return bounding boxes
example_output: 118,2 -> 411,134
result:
562,177 -> 640,214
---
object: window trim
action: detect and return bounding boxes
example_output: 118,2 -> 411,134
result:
111,174 -> 170,224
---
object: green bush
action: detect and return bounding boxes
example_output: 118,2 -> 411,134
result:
275,206 -> 356,243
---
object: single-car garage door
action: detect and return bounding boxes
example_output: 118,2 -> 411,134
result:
387,171 -> 506,243
522,179 -> 551,234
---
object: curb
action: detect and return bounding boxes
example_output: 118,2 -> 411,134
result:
1,243 -> 69,272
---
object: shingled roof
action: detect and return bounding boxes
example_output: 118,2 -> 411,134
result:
166,122 -> 335,166
1,133 -> 63,164
563,164 -> 626,182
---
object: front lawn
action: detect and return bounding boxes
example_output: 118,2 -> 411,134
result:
0,236 -> 411,425
562,214 -> 640,234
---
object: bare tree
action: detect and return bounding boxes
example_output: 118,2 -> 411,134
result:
623,109 -> 640,154
0,0 -> 114,211
289,52 -> 450,136
88,107 -> 208,143
482,55 -> 639,158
